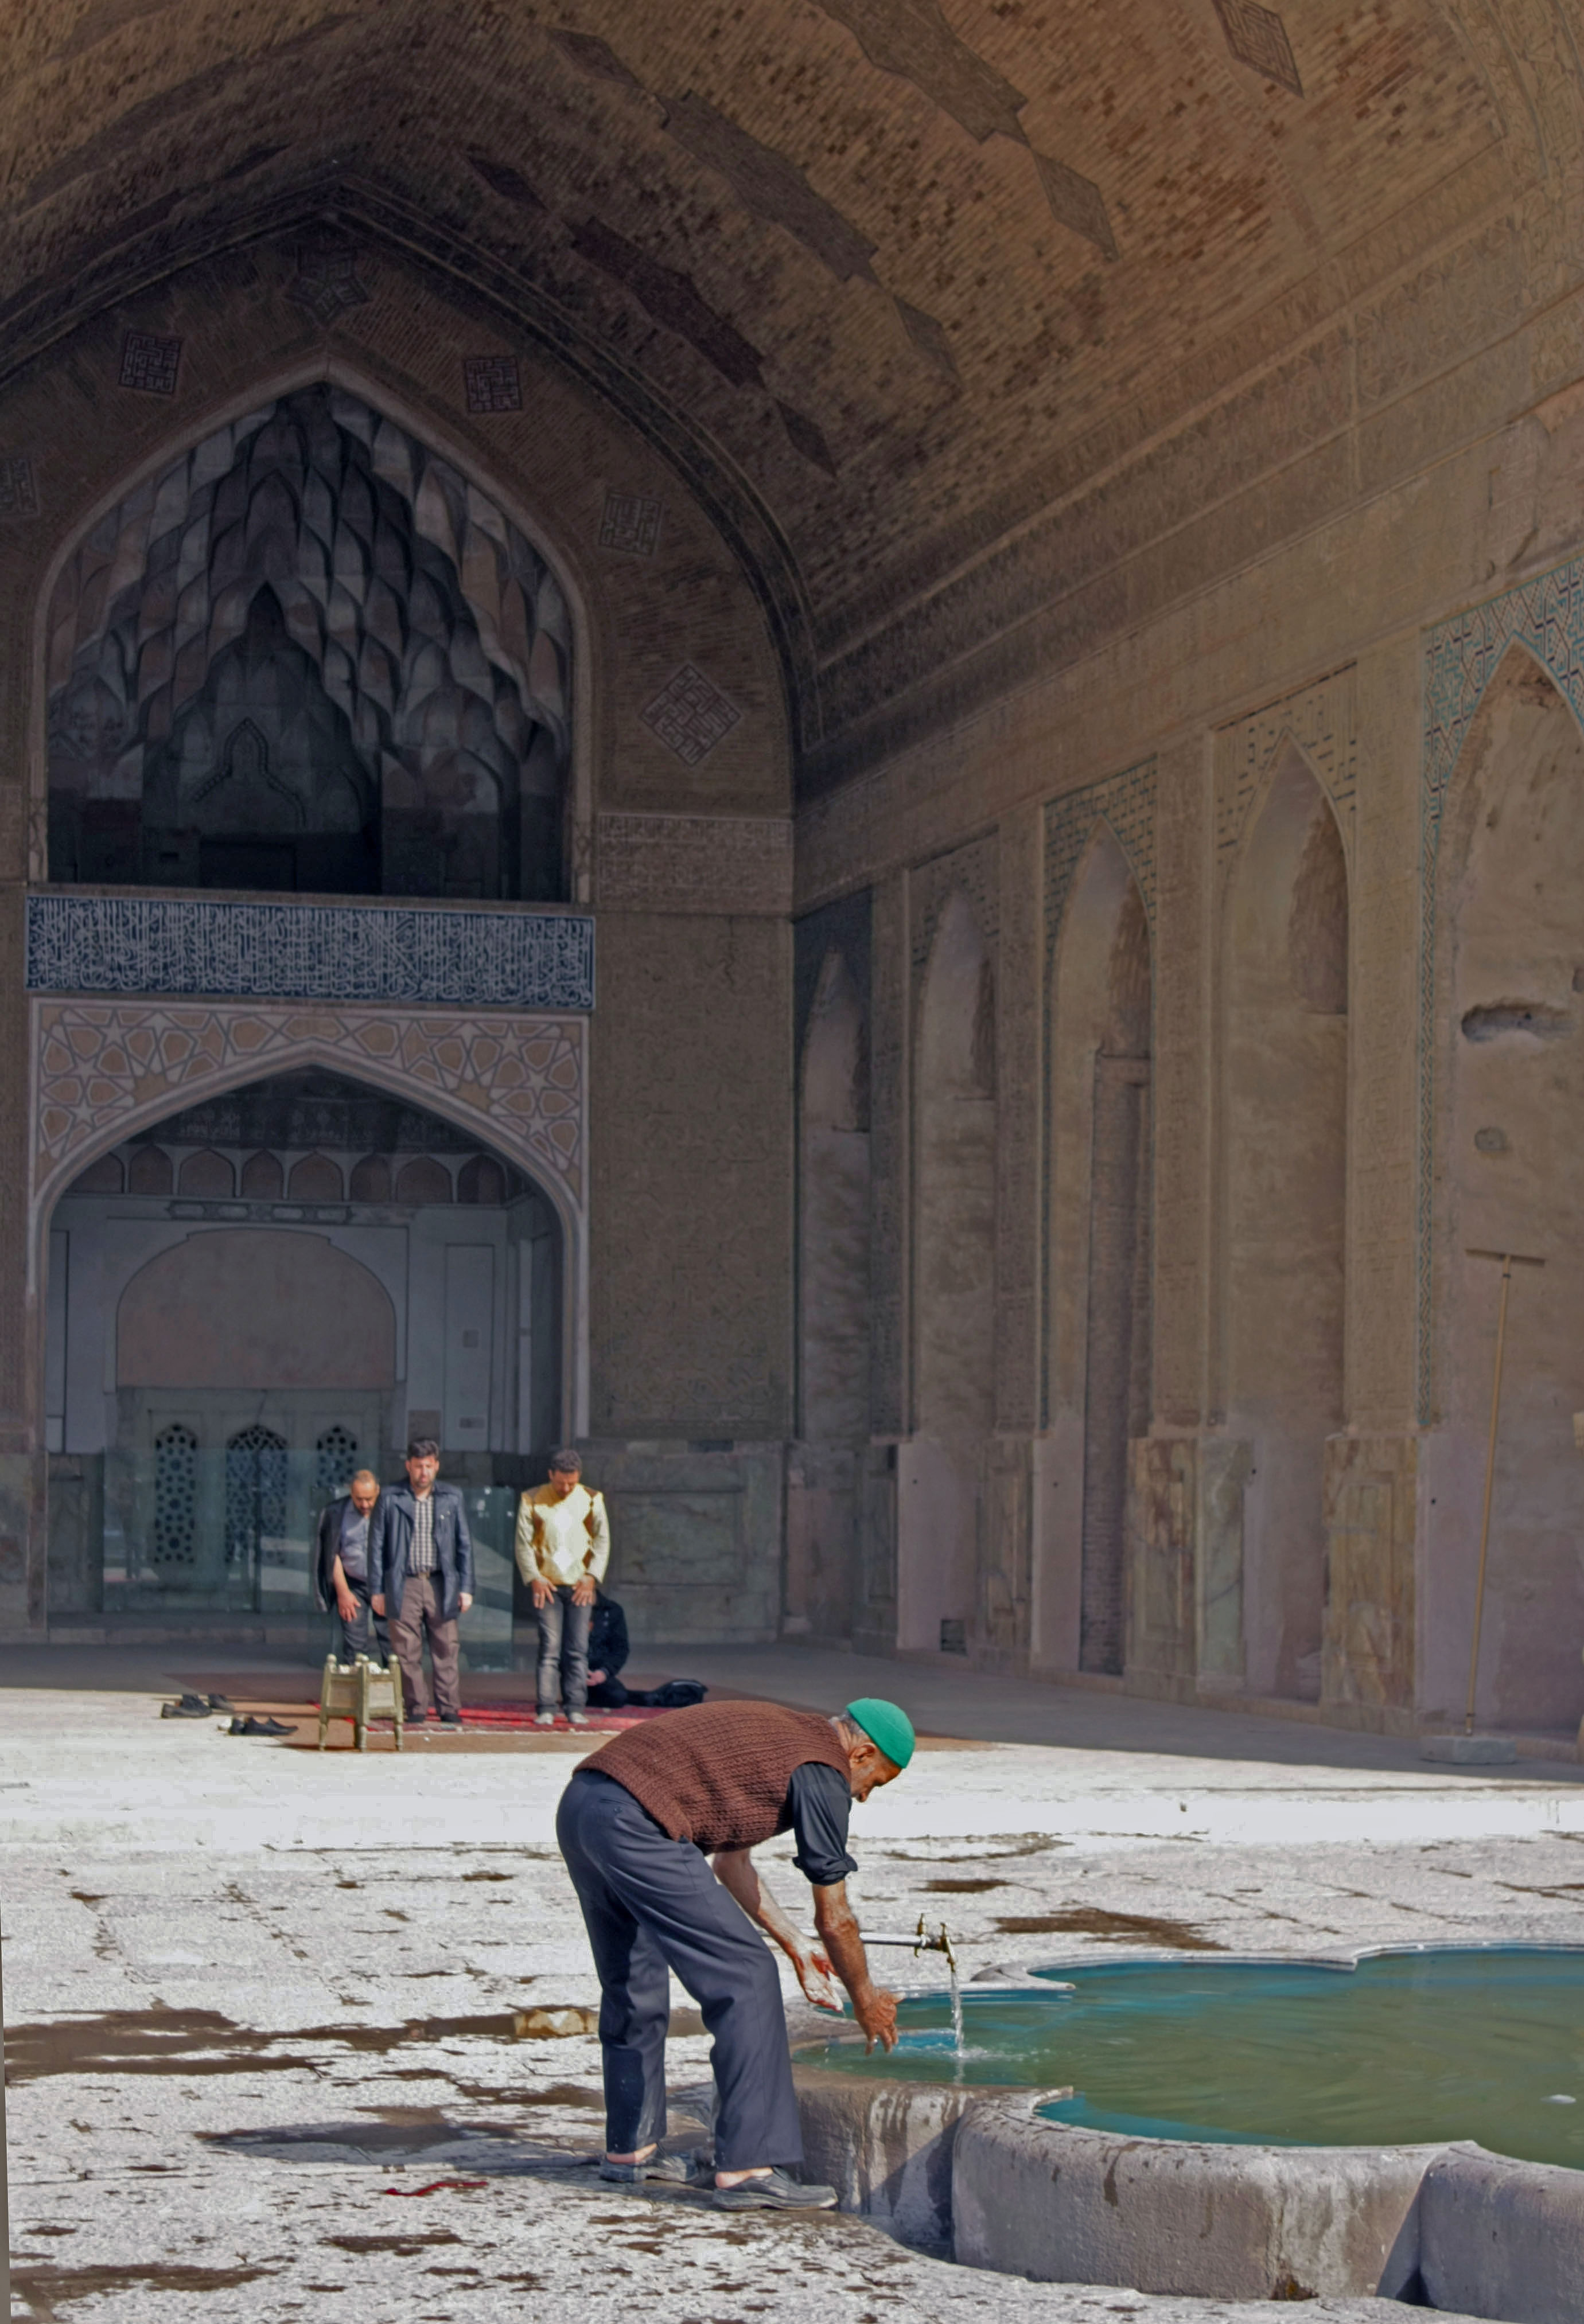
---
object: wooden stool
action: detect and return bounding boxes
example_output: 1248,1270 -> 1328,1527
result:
317,1653 -> 404,1753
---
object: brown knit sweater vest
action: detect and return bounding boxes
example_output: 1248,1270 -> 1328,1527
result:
583,1701 -> 851,1853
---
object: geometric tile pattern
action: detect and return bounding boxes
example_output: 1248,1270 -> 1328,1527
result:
25,895 -> 596,1014
463,355 -> 523,414
1212,0 -> 1303,95
0,454 -> 39,520
118,332 -> 182,395
599,490 -> 664,556
640,664 -> 743,765
31,998 -> 587,1210
1416,555 -> 1584,1417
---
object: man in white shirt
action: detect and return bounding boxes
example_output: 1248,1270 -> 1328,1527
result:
515,1448 -> 609,1729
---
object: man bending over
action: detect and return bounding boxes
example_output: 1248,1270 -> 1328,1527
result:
556,1694 -> 914,2209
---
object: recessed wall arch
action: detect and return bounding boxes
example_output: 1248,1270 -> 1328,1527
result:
1043,819 -> 1153,1675
1218,738 -> 1349,1701
28,358 -> 597,903
1420,561 -> 1584,1421
1421,640 -> 1584,1727
903,884 -> 997,1656
27,995 -> 589,1440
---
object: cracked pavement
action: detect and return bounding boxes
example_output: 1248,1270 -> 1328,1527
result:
6,1650 -> 1577,2320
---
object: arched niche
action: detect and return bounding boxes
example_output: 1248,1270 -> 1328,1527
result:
903,889 -> 996,1655
117,1231 -> 396,1390
1223,741 -> 1348,1701
1045,823 -> 1152,1676
800,947 -> 871,1442
1430,644 -> 1584,1729
42,381 -> 574,901
788,946 -> 871,1643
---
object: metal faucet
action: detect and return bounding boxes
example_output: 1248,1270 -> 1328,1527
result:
853,1914 -> 958,1973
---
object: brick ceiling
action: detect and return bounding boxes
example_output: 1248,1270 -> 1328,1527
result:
0,1 -> 1539,777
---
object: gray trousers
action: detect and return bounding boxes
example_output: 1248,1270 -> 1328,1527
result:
333,1578 -> 390,1668
556,1770 -> 804,2171
536,1584 -> 590,1713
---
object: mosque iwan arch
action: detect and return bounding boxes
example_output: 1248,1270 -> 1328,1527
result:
1,0 -> 1582,1743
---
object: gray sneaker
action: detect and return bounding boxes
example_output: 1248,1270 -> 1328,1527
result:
711,2168 -> 838,2211
534,1710 -> 555,1728
567,1710 -> 590,1729
598,2151 -> 696,2185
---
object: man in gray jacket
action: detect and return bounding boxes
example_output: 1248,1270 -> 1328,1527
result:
315,1469 -> 388,1666
369,1439 -> 474,1728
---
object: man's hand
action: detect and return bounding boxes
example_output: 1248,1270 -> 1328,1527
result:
371,1594 -> 385,1617
531,1577 -> 554,1609
335,1588 -> 358,1624
854,1986 -> 899,2054
571,1576 -> 596,1606
458,1592 -> 473,1615
792,1945 -> 842,2013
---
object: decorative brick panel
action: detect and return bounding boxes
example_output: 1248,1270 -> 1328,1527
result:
118,332 -> 181,395
463,354 -> 523,414
597,814 -> 790,915
599,490 -> 664,557
0,454 -> 39,520
640,665 -> 744,766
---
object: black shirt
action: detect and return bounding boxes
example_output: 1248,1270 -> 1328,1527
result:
785,1761 -> 857,1886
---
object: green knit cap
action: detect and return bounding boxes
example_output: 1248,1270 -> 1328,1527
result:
845,1698 -> 916,1771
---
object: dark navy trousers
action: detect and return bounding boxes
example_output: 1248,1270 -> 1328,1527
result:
555,1770 -> 804,2170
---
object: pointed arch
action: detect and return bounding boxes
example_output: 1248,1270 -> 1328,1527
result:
902,888 -> 997,1656
1423,641 -> 1584,1729
1042,821 -> 1153,1675
32,363 -> 591,899
789,945 -> 872,1644
28,1000 -> 588,1448
1220,738 -> 1348,1701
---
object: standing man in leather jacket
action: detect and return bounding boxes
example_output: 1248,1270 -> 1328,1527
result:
370,1438 -> 474,1729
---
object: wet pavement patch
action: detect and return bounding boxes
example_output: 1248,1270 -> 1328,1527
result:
10,2263 -> 275,2318
3,2005 -> 546,2081
992,1906 -> 1225,1949
324,2231 -> 465,2255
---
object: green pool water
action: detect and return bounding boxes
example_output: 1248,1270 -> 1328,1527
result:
795,1948 -> 1584,2167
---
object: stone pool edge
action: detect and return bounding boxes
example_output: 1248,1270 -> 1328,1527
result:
787,2002 -> 1584,2319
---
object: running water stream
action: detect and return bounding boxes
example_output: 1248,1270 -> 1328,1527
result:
948,1959 -> 965,2073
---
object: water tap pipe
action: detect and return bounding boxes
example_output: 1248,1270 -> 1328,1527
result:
804,1916 -> 958,1972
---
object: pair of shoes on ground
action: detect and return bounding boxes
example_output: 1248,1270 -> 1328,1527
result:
160,1693 -> 233,1719
597,2154 -> 836,2209
405,1710 -> 462,1728
534,1709 -> 589,1728
224,1715 -> 293,1737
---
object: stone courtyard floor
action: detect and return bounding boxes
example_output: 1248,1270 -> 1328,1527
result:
6,1643 -> 1583,2322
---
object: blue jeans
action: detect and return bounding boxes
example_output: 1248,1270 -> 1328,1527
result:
536,1584 -> 591,1713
